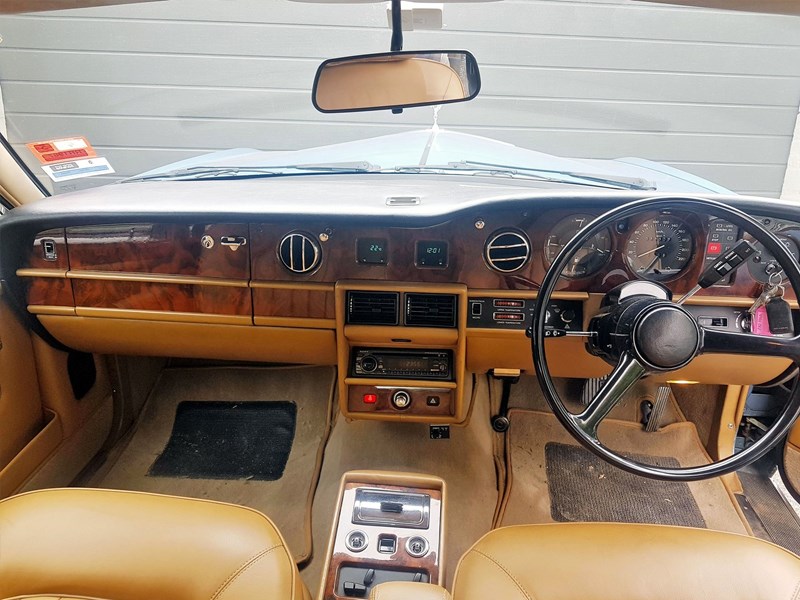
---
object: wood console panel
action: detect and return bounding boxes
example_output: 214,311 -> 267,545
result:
66,223 -> 250,279
348,385 -> 452,417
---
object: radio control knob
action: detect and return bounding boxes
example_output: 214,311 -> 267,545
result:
361,355 -> 378,373
391,390 -> 412,410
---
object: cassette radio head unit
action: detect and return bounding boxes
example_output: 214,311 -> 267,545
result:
351,348 -> 453,380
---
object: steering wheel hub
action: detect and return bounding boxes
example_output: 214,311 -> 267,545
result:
633,304 -> 700,370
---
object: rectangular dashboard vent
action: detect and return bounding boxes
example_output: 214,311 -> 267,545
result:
405,293 -> 458,328
346,291 -> 400,326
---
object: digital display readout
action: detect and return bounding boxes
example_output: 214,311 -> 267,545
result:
384,356 -> 428,371
416,241 -> 448,268
356,238 -> 388,264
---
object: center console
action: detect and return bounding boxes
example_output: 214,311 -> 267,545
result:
335,282 -> 468,423
319,471 -> 446,600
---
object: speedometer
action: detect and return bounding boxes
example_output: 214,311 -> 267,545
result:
625,216 -> 694,281
544,214 -> 612,279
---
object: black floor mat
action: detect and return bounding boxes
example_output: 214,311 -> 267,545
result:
149,401 -> 296,480
738,470 -> 800,556
545,442 -> 706,527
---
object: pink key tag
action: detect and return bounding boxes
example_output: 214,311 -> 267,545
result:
751,305 -> 773,336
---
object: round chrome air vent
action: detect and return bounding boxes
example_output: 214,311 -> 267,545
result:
484,229 -> 531,273
278,231 -> 321,274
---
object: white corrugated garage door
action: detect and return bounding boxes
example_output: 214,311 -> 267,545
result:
0,0 -> 798,196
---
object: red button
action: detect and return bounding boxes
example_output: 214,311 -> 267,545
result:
707,242 -> 722,255
363,393 -> 377,404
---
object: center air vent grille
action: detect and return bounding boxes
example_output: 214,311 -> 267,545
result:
484,229 -> 531,273
347,291 -> 400,326
278,232 -> 321,274
405,293 -> 458,328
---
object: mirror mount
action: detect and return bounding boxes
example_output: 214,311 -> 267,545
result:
390,0 -> 403,52
389,0 -> 403,112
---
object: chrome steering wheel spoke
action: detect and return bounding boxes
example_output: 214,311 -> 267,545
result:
572,352 -> 647,439
699,327 -> 800,362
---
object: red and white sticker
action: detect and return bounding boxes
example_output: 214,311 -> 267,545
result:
26,137 -> 97,164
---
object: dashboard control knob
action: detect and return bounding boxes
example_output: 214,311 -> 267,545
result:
391,390 -> 412,410
405,536 -> 429,558
561,309 -> 576,323
345,530 -> 368,553
360,355 -> 378,373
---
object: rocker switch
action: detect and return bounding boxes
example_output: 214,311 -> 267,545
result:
41,239 -> 58,261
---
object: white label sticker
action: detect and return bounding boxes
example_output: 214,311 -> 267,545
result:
42,157 -> 115,182
52,138 -> 88,151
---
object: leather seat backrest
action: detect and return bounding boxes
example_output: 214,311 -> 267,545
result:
453,523 -> 800,600
0,488 -> 309,600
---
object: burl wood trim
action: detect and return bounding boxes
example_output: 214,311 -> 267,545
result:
25,229 -> 69,270
348,385 -> 452,417
253,286 -> 335,320
323,483 -> 442,600
66,223 -> 250,279
71,279 -> 251,316
250,209 -> 797,301
24,276 -> 74,307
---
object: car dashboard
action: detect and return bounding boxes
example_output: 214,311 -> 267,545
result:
3,177 -> 798,424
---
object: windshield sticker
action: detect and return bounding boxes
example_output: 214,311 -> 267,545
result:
41,157 -> 115,182
26,137 -> 97,164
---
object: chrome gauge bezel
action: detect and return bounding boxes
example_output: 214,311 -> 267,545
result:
624,214 -> 694,282
543,214 -> 613,279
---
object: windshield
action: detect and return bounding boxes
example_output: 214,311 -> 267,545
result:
1,1 -> 798,198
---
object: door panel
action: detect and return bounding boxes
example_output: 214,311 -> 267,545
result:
0,293 -> 44,470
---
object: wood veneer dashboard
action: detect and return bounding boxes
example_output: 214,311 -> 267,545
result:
11,201 -> 800,422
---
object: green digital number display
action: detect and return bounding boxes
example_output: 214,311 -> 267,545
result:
417,241 -> 448,268
356,238 -> 388,265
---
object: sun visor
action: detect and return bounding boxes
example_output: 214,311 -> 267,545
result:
636,0 -> 800,16
1,0 -> 161,14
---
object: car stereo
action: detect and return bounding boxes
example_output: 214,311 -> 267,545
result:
351,348 -> 453,380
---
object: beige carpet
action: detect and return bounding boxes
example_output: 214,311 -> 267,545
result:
85,365 -> 336,563
501,409 -> 749,535
301,375 -> 498,594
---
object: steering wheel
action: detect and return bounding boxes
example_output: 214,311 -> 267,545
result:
533,196 -> 800,481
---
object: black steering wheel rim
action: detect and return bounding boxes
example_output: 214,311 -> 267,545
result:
532,196 -> 800,481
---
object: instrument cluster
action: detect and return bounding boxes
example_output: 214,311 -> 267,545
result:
541,211 -> 800,287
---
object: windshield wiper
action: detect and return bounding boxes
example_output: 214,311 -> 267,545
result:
440,160 -> 657,190
122,161 -> 380,183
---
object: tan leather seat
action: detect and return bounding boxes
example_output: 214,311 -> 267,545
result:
452,523 -> 800,600
0,488 -> 310,600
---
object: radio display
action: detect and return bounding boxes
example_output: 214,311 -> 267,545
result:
357,237 -> 388,265
384,356 -> 428,371
416,240 -> 448,268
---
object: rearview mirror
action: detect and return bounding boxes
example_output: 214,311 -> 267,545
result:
313,50 -> 481,113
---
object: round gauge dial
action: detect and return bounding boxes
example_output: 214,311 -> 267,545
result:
747,234 -> 800,284
544,214 -> 612,279
625,216 -> 694,281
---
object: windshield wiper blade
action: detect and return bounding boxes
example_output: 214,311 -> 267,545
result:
122,161 -> 380,183
390,163 -> 628,189
450,160 -> 657,190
